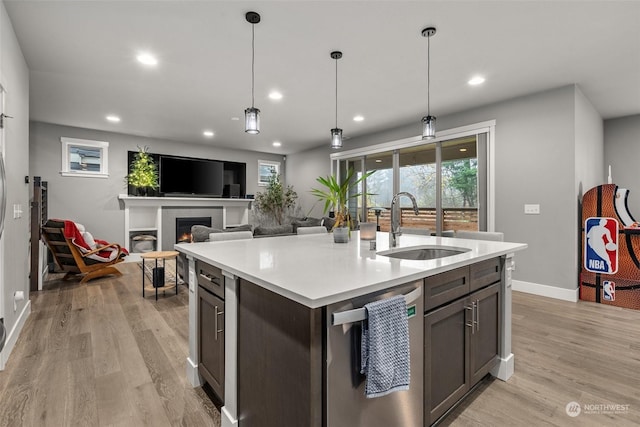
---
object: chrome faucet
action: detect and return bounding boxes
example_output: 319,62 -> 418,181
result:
389,192 -> 420,248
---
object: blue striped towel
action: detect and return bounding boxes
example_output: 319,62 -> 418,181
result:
360,294 -> 410,398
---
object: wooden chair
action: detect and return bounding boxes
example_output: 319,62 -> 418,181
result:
41,219 -> 126,284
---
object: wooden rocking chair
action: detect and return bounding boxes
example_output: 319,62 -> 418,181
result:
41,219 -> 126,284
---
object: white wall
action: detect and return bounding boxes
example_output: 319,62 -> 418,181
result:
29,121 -> 284,245
0,0 -> 31,367
604,114 -> 640,217
289,85 -> 600,295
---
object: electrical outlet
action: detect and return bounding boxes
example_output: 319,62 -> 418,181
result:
524,204 -> 540,215
13,204 -> 23,219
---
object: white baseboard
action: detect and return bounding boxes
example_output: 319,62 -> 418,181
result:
491,353 -> 514,381
0,300 -> 31,370
186,356 -> 203,387
512,280 -> 579,302
221,406 -> 239,427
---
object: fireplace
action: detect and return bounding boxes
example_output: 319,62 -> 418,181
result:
176,217 -> 212,243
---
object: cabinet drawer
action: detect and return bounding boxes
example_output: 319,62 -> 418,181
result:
424,266 -> 470,311
470,257 -> 502,292
197,260 -> 224,299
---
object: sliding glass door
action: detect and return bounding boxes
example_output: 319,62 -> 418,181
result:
337,131 -> 488,235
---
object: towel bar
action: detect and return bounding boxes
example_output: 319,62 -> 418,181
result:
331,286 -> 422,326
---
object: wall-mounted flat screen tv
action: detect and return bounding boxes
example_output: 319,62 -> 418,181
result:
159,155 -> 224,197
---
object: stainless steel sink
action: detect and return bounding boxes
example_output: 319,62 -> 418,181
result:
377,245 -> 470,260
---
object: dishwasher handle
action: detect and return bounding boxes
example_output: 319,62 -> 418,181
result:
331,286 -> 422,326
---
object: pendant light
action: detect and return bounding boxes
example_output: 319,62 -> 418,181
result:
330,51 -> 343,149
421,26 -> 436,139
245,11 -> 261,134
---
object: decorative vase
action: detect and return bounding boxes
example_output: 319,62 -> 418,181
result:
136,186 -> 148,197
333,226 -> 349,243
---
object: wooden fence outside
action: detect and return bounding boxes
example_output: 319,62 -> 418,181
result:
365,207 -> 478,233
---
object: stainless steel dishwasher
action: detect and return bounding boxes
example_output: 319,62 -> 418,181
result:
326,280 -> 424,427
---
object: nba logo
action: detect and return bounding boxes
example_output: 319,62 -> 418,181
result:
603,281 -> 615,301
585,217 -> 618,274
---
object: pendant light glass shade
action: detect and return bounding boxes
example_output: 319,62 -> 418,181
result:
245,12 -> 261,134
330,51 -> 343,149
331,128 -> 343,149
421,26 -> 437,140
422,115 -> 436,139
245,107 -> 260,134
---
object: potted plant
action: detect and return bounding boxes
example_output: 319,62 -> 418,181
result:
311,167 -> 375,243
253,173 -> 298,226
125,146 -> 158,196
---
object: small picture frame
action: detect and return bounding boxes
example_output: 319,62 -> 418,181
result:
258,160 -> 280,186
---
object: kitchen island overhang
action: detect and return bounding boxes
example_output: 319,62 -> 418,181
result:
176,232 -> 527,427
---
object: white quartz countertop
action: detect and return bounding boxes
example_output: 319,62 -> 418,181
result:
175,232 -> 527,308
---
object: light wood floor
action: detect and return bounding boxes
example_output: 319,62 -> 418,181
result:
0,262 -> 220,426
2,264 -> 640,426
442,291 -> 640,426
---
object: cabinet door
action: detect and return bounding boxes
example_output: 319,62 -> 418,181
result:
469,283 -> 500,385
198,287 -> 225,402
424,297 -> 471,426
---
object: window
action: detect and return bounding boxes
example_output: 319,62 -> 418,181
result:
330,120 -> 494,234
258,160 -> 280,186
60,137 -> 109,178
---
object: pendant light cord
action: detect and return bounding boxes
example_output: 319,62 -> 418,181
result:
335,57 -> 338,127
251,23 -> 255,108
427,34 -> 430,115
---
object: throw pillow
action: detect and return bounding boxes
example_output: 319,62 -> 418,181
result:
191,225 -> 223,242
253,224 -> 294,236
82,231 -> 98,250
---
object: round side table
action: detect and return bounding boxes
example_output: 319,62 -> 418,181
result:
140,250 -> 179,300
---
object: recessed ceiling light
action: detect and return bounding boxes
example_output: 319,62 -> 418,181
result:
468,76 -> 485,86
375,159 -> 382,163
203,130 -> 214,138
268,91 -> 283,100
272,141 -> 281,147
231,117 -> 240,121
106,115 -> 121,123
353,115 -> 364,122
459,148 -> 468,152
136,52 -> 158,66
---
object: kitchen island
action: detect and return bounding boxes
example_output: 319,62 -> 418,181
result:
175,232 -> 527,427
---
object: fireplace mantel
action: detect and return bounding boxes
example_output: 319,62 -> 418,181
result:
118,194 -> 253,254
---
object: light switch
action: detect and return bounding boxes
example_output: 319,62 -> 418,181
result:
524,204 -> 540,215
13,204 -> 23,219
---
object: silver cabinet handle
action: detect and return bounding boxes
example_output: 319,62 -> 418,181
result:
200,273 -> 221,285
475,299 -> 480,332
214,306 -> 224,340
465,304 -> 474,332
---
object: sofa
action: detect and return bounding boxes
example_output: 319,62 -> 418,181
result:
190,216 -> 337,242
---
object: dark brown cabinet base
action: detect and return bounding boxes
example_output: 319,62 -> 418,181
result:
197,261 -> 225,402
424,259 -> 502,426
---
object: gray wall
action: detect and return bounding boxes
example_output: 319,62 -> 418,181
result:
29,121 -> 284,245
0,0 -> 31,362
604,114 -> 640,217
285,145 -> 332,218
288,85 -> 603,292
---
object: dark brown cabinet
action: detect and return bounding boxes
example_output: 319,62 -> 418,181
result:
424,260 -> 502,426
197,261 -> 225,402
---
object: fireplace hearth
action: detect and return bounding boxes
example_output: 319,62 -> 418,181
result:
176,217 -> 212,243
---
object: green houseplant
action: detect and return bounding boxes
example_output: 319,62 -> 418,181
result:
125,146 -> 159,196
253,173 -> 298,226
311,167 -> 375,242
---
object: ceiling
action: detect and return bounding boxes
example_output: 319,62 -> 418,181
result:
5,1 -> 640,155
